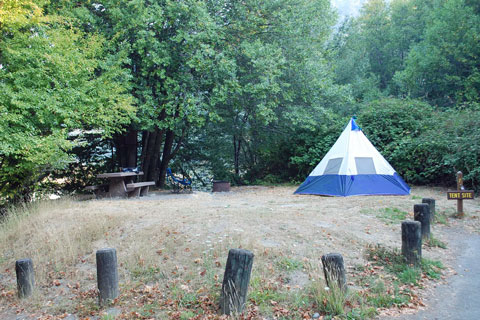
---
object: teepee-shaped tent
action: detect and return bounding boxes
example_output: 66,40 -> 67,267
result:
294,118 -> 410,196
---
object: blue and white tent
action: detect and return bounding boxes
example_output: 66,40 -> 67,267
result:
294,118 -> 410,196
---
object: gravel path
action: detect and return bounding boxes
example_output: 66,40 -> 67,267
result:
382,226 -> 480,320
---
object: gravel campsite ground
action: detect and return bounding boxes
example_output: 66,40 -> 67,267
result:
0,186 -> 479,319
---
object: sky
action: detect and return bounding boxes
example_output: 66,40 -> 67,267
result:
331,0 -> 368,19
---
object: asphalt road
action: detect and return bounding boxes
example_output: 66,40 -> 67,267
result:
383,227 -> 480,320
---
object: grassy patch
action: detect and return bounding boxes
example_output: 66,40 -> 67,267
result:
397,267 -> 421,285
180,311 -> 196,320
378,207 -> 408,224
130,266 -> 166,282
136,303 -> 158,318
425,235 -> 447,249
276,257 -> 303,271
411,195 -> 422,200
434,211 -> 450,225
249,277 -> 284,306
248,275 -> 310,317
311,281 -> 377,320
367,245 -> 444,284
421,259 -> 444,280
366,282 -> 410,308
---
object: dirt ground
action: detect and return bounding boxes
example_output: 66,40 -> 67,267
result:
1,185 -> 479,319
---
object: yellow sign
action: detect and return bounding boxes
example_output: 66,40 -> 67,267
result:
447,191 -> 475,200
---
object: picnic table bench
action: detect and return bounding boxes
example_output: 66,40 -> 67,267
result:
85,171 -> 155,198
126,181 -> 156,197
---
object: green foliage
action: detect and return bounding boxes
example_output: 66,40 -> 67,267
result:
395,0 -> 480,107
277,257 -> 303,271
356,99 -> 480,189
358,98 -> 434,183
0,0 -> 45,30
288,112 -> 347,180
175,0 -> 347,184
2,0 -> 480,201
378,207 -> 409,224
0,17 -> 134,205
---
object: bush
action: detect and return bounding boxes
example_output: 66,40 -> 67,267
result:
357,99 -> 480,190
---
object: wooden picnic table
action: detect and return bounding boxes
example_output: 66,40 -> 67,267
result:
97,171 -> 144,198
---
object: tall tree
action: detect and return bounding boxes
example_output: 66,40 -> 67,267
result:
0,13 -> 134,204
395,0 -> 480,107
73,0 -> 231,186
198,0 -> 349,181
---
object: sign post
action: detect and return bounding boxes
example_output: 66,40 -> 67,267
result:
457,171 -> 463,217
447,171 -> 474,218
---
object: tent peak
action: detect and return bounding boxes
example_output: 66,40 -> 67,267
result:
351,117 -> 361,131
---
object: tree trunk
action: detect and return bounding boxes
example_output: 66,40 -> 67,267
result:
140,109 -> 167,183
150,128 -> 165,182
125,129 -> 137,168
233,135 -> 241,176
139,131 -> 150,170
113,127 -> 137,169
141,128 -> 164,183
158,129 -> 175,188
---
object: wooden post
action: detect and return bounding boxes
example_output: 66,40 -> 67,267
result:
321,253 -> 347,292
422,198 -> 436,222
220,249 -> 254,315
402,221 -> 422,266
457,171 -> 464,218
414,204 -> 431,239
96,248 -> 119,305
15,259 -> 34,298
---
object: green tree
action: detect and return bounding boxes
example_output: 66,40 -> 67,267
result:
0,0 -> 44,29
200,0 -> 349,182
0,19 -> 134,205
64,0 -> 232,186
395,0 -> 480,107
330,0 -> 433,98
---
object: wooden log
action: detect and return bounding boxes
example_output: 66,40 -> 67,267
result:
414,204 -> 431,239
15,258 -> 34,298
422,198 -> 436,222
321,253 -> 347,292
402,221 -> 422,266
96,248 -> 119,305
220,249 -> 254,315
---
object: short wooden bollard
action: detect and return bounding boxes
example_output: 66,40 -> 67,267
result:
321,253 -> 347,291
402,221 -> 422,266
414,203 -> 431,239
422,198 -> 435,222
220,249 -> 254,315
96,248 -> 119,305
15,258 -> 34,298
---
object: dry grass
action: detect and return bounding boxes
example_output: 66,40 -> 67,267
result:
0,186 -> 478,319
0,199 -> 127,283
